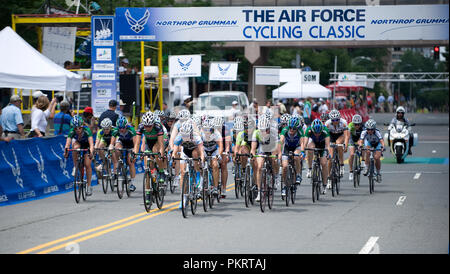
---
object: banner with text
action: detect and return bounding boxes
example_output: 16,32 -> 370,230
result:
169,54 -> 202,78
114,5 -> 448,42
209,62 -> 238,81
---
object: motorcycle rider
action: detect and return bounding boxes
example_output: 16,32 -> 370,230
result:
388,106 -> 413,155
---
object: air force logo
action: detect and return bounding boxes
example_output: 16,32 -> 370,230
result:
218,64 -> 231,75
125,9 -> 150,33
178,58 -> 193,71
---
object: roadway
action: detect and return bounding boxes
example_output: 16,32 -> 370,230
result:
0,123 -> 448,255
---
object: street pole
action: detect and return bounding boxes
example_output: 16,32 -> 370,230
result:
333,56 -> 337,109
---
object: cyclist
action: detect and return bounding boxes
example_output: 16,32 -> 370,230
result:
279,116 -> 304,197
251,116 -> 281,202
325,109 -> 349,184
214,116 -> 231,199
94,118 -> 114,173
388,106 -> 414,155
109,116 -> 140,192
201,118 -> 223,196
169,109 -> 191,187
137,112 -> 165,183
234,117 -> 256,179
172,120 -> 205,207
347,114 -> 365,181
301,119 -> 331,194
278,113 -> 291,135
359,119 -> 385,179
64,115 -> 95,196
320,112 -> 329,124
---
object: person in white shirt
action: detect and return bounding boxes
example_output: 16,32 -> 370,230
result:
30,95 -> 57,137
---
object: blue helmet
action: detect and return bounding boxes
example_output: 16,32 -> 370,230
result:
288,116 -> 300,129
116,116 -> 128,129
70,115 -> 84,128
311,119 -> 323,134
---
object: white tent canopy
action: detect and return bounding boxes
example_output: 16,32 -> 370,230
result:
0,26 -> 81,91
272,69 -> 331,99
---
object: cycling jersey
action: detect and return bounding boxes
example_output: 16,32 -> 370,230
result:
304,126 -> 330,147
348,122 -> 364,144
252,128 -> 280,154
137,122 -> 164,149
201,130 -> 222,156
360,129 -> 383,149
68,126 -> 93,149
325,118 -> 348,142
236,130 -> 251,148
112,125 -> 137,148
96,128 -> 114,146
280,126 -> 304,152
174,132 -> 203,158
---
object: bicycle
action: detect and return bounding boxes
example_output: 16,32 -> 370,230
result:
254,153 -> 277,213
167,152 -> 176,194
284,151 -> 302,207
305,148 -> 327,203
233,154 -> 246,199
329,144 -> 345,197
173,156 -> 202,218
95,148 -> 114,194
352,144 -> 363,188
66,148 -> 90,203
362,147 -> 384,194
237,153 -> 255,208
140,151 -> 166,212
203,155 -> 220,211
114,148 -> 135,199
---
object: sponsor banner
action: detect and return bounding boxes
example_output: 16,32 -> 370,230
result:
115,5 -> 448,42
255,67 -> 280,85
169,54 -> 202,78
42,27 -> 77,67
0,136 -> 96,206
91,16 -> 118,117
209,62 -> 238,81
302,71 -> 320,84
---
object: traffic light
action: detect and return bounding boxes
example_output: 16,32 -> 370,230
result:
433,46 -> 440,60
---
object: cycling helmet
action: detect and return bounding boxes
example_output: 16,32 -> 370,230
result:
70,115 -> 84,128
177,109 -> 191,120
365,119 -> 376,130
233,121 -> 244,131
329,109 -> 341,120
191,114 -> 201,126
288,116 -> 300,129
180,120 -> 194,135
311,119 -> 323,134
320,112 -> 329,122
202,119 -> 214,130
280,114 -> 291,124
258,117 -> 271,130
234,116 -> 244,124
212,116 -> 224,128
100,118 -> 113,129
154,110 -> 164,117
142,112 -> 156,126
168,111 -> 177,120
116,116 -> 128,129
396,106 -> 406,114
263,108 -> 274,120
352,114 -> 363,124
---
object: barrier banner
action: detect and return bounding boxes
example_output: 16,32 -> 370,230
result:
0,136 -> 98,206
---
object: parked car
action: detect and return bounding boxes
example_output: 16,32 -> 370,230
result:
194,91 -> 249,120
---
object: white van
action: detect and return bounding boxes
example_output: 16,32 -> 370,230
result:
194,91 -> 249,119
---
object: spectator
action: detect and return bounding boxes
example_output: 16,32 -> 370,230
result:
53,101 -> 72,136
116,99 -> 126,117
64,60 -> 72,69
378,94 -> 386,113
30,95 -> 57,137
249,99 -> 259,114
366,95 -> 373,113
277,99 -> 287,115
162,102 -> 170,116
318,98 -> 329,114
99,100 -> 119,129
303,97 -> 312,126
387,95 -> 394,113
1,95 -> 25,140
83,106 -> 97,135
119,58 -> 130,74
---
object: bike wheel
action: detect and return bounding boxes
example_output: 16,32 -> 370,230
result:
244,167 -> 251,208
331,164 -> 337,197
190,172 -> 197,215
268,172 -> 274,210
143,172 -> 152,212
234,164 -> 240,199
369,162 -> 374,194
117,163 -> 124,199
101,161 -> 108,194
106,159 -> 114,192
285,167 -> 292,207
353,156 -> 359,188
181,173 -> 189,218
80,166 -> 86,201
124,165 -> 131,198
260,171 -> 267,213
73,164 -> 82,203
290,167 -> 297,205
312,165 -> 318,203
202,169 -> 209,212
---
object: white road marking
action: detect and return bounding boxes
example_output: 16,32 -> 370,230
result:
396,196 -> 407,206
432,150 -> 437,153
413,173 -> 421,180
359,237 -> 380,254
421,141 -> 449,144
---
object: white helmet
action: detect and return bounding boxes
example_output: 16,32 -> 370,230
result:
280,114 -> 291,124
180,120 -> 194,134
212,116 -> 223,128
100,118 -> 113,129
329,109 -> 341,120
233,121 -> 244,131
352,114 -> 363,124
396,106 -> 406,114
202,119 -> 214,130
142,112 -> 156,126
258,117 -> 271,130
365,119 -> 376,130
177,109 -> 191,120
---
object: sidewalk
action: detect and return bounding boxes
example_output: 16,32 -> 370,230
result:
369,112 -> 449,125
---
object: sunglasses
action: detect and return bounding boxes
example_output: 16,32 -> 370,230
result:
332,118 -> 340,122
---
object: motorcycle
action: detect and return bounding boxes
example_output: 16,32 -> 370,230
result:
383,121 -> 418,163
